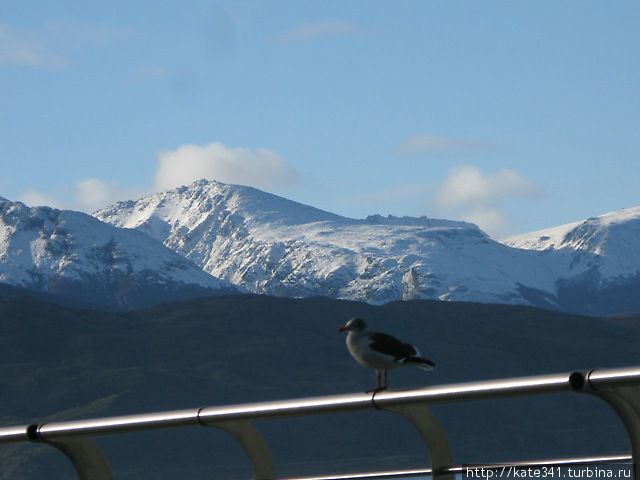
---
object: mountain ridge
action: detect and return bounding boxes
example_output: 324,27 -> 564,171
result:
0,196 -> 235,309
95,179 -> 640,314
504,206 -> 640,277
502,205 -> 640,314
3,180 -> 638,314
95,179 -> 557,307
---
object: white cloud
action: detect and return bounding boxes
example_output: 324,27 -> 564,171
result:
399,134 -> 489,155
437,166 -> 536,209
436,165 -> 539,236
0,24 -> 66,68
18,189 -> 66,209
154,142 -> 299,191
75,179 -> 149,212
18,141 -> 298,213
460,207 -> 510,238
276,21 -> 360,43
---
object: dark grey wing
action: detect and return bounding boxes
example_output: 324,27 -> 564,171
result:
369,332 -> 417,359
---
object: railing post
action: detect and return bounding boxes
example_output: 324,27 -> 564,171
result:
28,425 -> 112,480
583,370 -> 640,480
200,417 -> 276,480
378,402 -> 454,480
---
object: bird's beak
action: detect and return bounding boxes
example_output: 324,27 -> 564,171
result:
338,325 -> 348,333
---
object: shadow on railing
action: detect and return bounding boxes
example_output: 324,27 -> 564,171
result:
2,366 -> 640,480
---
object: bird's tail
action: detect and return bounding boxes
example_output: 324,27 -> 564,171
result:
401,356 -> 436,371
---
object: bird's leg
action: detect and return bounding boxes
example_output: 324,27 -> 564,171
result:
366,370 -> 389,393
367,370 -> 383,393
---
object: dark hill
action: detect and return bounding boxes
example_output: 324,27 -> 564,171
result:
0,293 -> 638,479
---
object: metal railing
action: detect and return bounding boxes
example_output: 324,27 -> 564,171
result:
282,455 -> 633,480
2,366 -> 640,480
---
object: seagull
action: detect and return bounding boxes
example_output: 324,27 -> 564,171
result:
338,317 -> 435,392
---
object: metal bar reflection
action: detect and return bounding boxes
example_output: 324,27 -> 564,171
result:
1,369 -> 587,442
281,454 -> 632,480
0,425 -> 29,444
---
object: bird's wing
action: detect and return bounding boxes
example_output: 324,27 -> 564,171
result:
369,332 -> 418,359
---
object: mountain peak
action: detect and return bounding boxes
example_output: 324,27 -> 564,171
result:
587,205 -> 640,226
100,179 -> 482,233
95,181 -> 554,306
504,205 -> 640,251
0,196 -> 234,309
503,204 -> 640,286
4,182 -> 640,314
92,181 -> 640,314
97,178 -> 347,232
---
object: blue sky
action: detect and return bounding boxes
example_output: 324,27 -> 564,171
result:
1,1 -> 639,236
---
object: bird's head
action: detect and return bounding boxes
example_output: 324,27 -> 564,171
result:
338,317 -> 367,333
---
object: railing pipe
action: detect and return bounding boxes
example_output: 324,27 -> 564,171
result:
280,454 -> 633,480
6,371 -> 585,442
588,367 -> 640,388
3,366 -> 640,480
0,425 -> 29,444
34,408 -> 200,440
198,371 -> 583,425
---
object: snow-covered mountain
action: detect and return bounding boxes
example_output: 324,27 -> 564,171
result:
504,206 -> 640,277
0,197 -> 234,309
503,206 -> 640,314
5,180 -> 636,314
95,179 -> 559,307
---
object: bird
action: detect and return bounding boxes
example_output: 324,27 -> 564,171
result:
338,317 -> 435,392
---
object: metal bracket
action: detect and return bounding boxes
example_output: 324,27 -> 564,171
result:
583,372 -> 640,480
204,420 -> 276,480
378,402 -> 454,480
36,432 -> 112,480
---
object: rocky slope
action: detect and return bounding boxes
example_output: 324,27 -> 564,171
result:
96,179 -> 558,307
0,196 -> 234,309
504,206 -> 640,313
